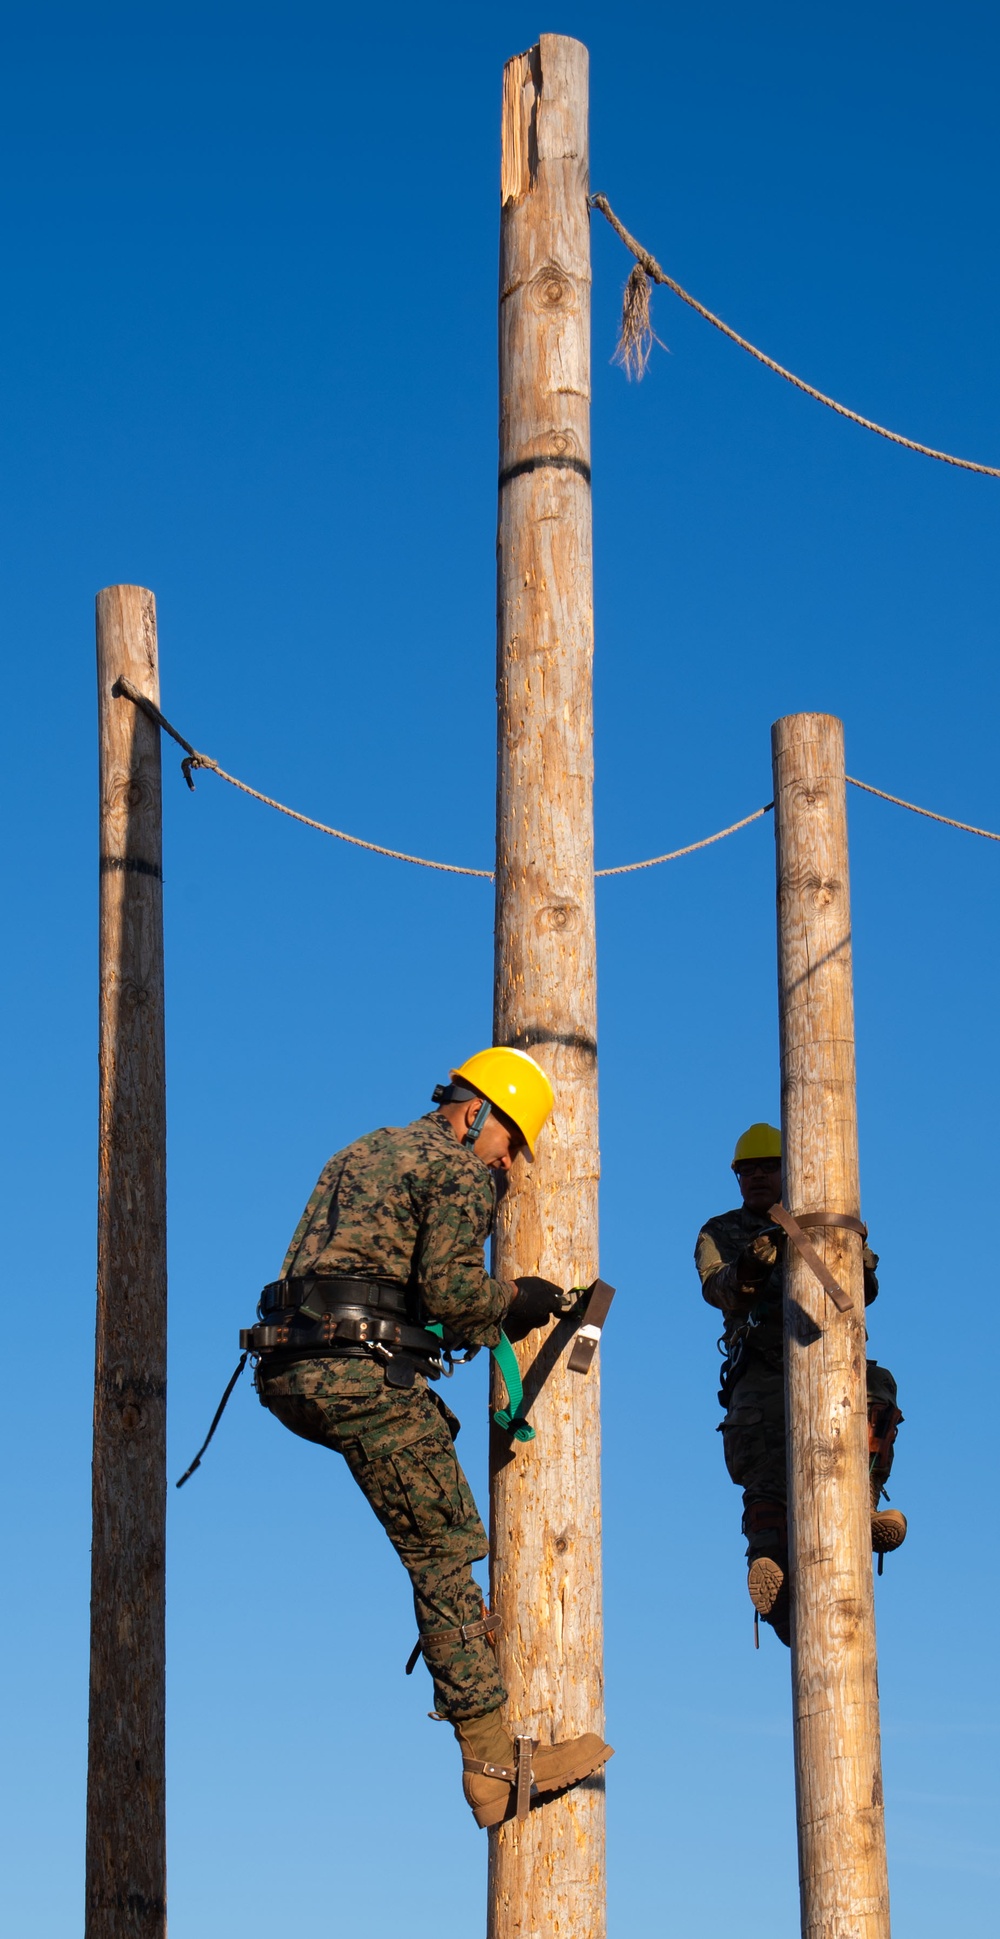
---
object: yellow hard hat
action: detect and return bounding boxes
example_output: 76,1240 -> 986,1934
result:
732,1123 -> 782,1169
450,1047 -> 555,1158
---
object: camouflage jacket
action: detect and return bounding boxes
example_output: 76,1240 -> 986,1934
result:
695,1204 -> 879,1371
279,1112 -> 516,1349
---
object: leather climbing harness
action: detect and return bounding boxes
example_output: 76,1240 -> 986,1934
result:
240,1275 -> 447,1385
178,1268 -> 614,1486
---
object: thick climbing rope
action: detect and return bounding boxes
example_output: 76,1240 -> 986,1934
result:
590,193 -> 1000,480
114,678 -> 493,878
595,804 -> 771,874
115,683 -> 1000,872
113,680 -> 772,877
847,775 -> 1000,842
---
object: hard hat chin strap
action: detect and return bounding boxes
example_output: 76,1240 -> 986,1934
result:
431,1080 -> 493,1149
463,1098 -> 492,1148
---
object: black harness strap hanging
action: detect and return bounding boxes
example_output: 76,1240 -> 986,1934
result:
175,1353 -> 248,1488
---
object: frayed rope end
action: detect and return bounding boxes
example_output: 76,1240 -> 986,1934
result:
612,264 -> 665,381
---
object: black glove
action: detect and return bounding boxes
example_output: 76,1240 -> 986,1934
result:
504,1276 -> 578,1342
735,1228 -> 783,1283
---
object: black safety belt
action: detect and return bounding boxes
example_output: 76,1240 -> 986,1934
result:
175,1354 -> 248,1488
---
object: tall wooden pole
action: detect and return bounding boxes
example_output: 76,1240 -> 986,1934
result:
490,35 -> 604,1939
88,587 -> 167,1939
772,713 -> 891,1939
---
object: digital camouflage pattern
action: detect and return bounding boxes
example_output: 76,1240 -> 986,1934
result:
280,1112 -> 515,1349
257,1111 -> 515,1722
718,1361 -> 788,1505
257,1354 -> 506,1720
695,1204 -> 899,1527
695,1203 -> 880,1377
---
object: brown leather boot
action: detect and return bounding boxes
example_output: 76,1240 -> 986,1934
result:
871,1473 -> 907,1554
744,1499 -> 790,1646
455,1708 -> 613,1830
868,1392 -> 907,1556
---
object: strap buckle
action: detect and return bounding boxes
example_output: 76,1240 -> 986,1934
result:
404,1609 -> 502,1675
515,1736 -> 534,1820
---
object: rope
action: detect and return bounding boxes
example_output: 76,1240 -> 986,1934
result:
112,680 -> 771,878
595,804 -> 772,874
847,775 -> 1000,842
115,685 -> 1000,872
183,759 -> 496,878
114,678 -> 493,878
590,194 -> 1000,480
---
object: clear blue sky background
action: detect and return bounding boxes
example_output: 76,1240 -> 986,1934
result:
2,3 -> 998,1933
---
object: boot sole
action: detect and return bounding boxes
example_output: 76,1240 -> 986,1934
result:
471,1744 -> 614,1829
872,1511 -> 907,1554
748,1556 -> 785,1616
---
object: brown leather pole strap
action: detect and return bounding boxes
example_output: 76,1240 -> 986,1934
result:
768,1204 -> 862,1314
567,1277 -> 617,1375
794,1212 -> 868,1241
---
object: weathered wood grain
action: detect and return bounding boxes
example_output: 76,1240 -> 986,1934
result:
490,35 -> 605,1939
87,586 -> 167,1939
772,713 -> 890,1939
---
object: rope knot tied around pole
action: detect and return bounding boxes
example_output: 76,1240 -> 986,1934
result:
113,677 -> 214,792
180,753 -> 219,791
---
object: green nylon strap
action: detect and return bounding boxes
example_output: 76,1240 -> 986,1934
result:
490,1330 -> 536,1442
424,1322 -> 535,1442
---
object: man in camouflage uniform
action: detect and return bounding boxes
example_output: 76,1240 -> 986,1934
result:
250,1046 -> 611,1826
695,1123 -> 906,1644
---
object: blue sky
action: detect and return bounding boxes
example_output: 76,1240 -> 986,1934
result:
2,3 -> 998,1933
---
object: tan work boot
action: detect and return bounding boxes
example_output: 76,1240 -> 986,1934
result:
744,1499 -> 790,1646
748,1555 -> 790,1642
871,1474 -> 907,1555
455,1708 -> 613,1830
868,1385 -> 906,1557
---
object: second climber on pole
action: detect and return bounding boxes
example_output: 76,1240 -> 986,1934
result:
695,1122 -> 907,1645
242,1046 -> 612,1827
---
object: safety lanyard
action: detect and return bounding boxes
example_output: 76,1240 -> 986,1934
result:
425,1321 -> 535,1442
490,1331 -> 536,1441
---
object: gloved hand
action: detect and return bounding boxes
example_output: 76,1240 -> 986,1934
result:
504,1276 -> 576,1341
736,1228 -> 783,1281
549,1284 -> 589,1319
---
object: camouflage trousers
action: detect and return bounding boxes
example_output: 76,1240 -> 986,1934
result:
256,1353 -> 506,1723
720,1356 -> 901,1557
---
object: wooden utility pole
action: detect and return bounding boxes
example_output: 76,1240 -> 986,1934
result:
490,35 -> 604,1939
772,713 -> 891,1939
88,587 -> 167,1939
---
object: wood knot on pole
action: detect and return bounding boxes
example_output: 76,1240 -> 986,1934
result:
528,266 -> 577,313
537,900 -> 580,933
